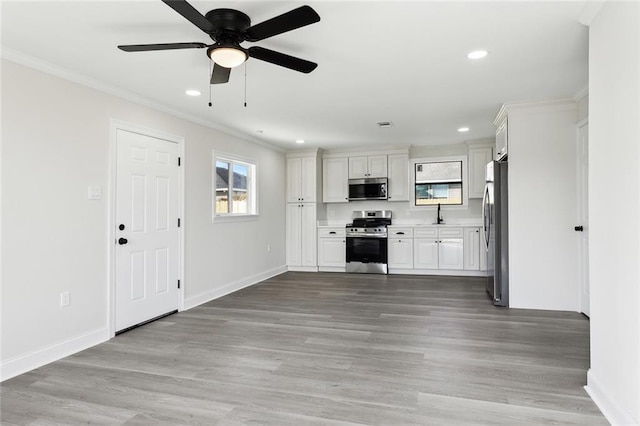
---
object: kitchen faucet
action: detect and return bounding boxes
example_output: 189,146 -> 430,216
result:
437,203 -> 444,224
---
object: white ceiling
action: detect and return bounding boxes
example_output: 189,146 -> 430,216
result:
1,1 -> 589,151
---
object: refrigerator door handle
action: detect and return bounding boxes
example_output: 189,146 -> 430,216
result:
482,185 -> 490,249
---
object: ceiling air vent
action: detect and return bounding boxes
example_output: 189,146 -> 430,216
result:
377,121 -> 394,128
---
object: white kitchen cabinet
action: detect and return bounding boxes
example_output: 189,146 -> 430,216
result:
348,155 -> 387,178
414,238 -> 439,270
463,227 -> 481,270
387,154 -> 409,201
468,147 -> 493,199
495,115 -> 508,161
479,235 -> 487,272
414,227 -> 463,270
323,156 -> 349,203
317,228 -> 346,270
286,155 -> 318,203
439,238 -> 464,270
286,203 -> 317,270
388,227 -> 414,269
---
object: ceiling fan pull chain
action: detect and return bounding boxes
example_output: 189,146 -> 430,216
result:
244,62 -> 248,108
209,62 -> 213,107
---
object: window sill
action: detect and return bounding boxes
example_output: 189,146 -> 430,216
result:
213,214 -> 259,223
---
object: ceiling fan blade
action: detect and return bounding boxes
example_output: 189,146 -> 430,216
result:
211,63 -> 231,84
244,5 -> 320,42
161,0 -> 214,34
118,42 -> 208,52
248,46 -> 317,73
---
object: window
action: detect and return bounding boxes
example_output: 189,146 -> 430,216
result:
410,156 -> 468,208
213,153 -> 257,219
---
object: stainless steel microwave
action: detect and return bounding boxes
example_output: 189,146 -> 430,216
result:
348,178 -> 388,201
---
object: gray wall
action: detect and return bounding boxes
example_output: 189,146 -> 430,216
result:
587,2 -> 640,424
0,59 -> 286,379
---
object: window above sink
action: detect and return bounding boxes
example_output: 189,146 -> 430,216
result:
410,155 -> 468,209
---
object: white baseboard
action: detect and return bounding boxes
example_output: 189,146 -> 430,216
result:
287,266 -> 318,272
1,327 -> 109,382
388,269 -> 486,277
318,266 -> 347,273
585,369 -> 638,425
183,265 -> 287,310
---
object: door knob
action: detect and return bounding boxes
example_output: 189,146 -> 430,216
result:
574,226 -> 584,232
118,237 -> 128,245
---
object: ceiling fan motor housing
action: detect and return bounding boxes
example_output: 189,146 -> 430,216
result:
205,9 -> 251,37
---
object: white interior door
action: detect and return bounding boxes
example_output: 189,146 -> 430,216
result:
577,122 -> 590,317
115,129 -> 180,332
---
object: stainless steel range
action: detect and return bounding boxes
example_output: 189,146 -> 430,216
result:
345,210 -> 392,274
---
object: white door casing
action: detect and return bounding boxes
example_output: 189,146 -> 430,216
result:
577,121 -> 590,317
112,124 -> 182,332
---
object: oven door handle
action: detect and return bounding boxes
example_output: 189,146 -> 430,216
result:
345,234 -> 388,239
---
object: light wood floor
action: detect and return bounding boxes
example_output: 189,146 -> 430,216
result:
1,272 -> 606,425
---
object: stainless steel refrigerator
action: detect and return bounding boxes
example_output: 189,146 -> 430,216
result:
482,160 -> 509,307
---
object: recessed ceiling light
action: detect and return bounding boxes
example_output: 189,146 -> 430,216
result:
185,89 -> 201,96
295,139 -> 305,144
458,127 -> 470,133
467,50 -> 488,59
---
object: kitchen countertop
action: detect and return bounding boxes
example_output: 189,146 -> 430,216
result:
317,221 -> 483,228
388,223 -> 482,228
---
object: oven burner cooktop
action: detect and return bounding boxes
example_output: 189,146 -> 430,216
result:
345,210 -> 392,274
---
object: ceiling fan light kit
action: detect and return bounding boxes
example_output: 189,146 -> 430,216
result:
118,0 -> 320,85
208,46 -> 247,68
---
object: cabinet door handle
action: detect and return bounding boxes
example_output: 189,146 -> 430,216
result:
396,232 -> 405,235
329,231 -> 336,235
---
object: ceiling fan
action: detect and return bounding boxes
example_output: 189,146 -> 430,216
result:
118,0 -> 320,84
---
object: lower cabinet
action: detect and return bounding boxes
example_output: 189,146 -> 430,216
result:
463,227 -> 488,271
286,203 -> 317,270
317,227 -> 346,270
463,227 -> 481,270
388,228 -> 414,269
413,227 -> 463,270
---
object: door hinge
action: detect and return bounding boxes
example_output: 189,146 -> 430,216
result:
178,280 -> 181,289
178,218 -> 181,227
178,157 -> 181,166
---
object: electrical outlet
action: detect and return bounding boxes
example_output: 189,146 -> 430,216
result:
267,244 -> 271,253
60,291 -> 70,307
329,210 -> 335,217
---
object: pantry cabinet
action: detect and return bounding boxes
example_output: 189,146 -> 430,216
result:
286,156 -> 318,203
286,150 -> 321,271
286,203 -> 318,270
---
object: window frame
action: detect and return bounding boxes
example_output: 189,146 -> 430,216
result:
212,151 -> 258,222
409,155 -> 469,210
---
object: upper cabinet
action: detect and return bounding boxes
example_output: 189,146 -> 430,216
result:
323,156 -> 349,203
286,151 -> 321,203
348,155 -> 388,178
387,153 -> 409,201
468,146 -> 493,199
495,111 -> 508,161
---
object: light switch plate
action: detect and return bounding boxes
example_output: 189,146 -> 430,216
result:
88,186 -> 102,200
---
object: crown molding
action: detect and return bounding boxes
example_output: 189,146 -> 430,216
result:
578,1 -> 606,26
0,46 -> 285,153
573,86 -> 588,102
